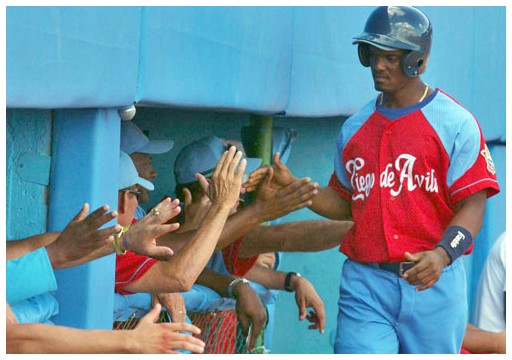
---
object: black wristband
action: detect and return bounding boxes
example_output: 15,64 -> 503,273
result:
435,225 -> 473,264
284,272 -> 301,292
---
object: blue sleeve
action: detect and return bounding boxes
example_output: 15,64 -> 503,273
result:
6,247 -> 57,305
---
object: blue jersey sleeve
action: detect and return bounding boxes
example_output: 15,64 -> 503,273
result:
7,247 -> 57,305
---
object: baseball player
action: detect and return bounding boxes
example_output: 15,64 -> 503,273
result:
245,6 -> 500,354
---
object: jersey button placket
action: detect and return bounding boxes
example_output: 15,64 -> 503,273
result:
380,122 -> 394,257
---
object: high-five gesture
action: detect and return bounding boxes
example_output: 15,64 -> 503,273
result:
243,152 -> 297,193
196,146 -> 246,209
45,203 -> 119,269
124,197 -> 182,260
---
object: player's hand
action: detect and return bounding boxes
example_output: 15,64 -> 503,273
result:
125,197 -> 182,260
243,152 -> 297,193
177,188 -> 211,233
232,281 -> 267,352
292,276 -> 325,333
196,146 -> 246,209
132,303 -> 205,354
250,168 -> 319,223
46,203 -> 119,269
402,247 -> 450,291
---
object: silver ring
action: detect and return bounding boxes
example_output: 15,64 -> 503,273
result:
178,310 -> 183,314
151,208 -> 160,216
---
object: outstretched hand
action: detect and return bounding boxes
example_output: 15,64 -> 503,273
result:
132,303 -> 205,354
124,197 -> 182,260
46,203 -> 119,269
251,167 -> 319,222
196,146 -> 246,209
243,152 -> 297,193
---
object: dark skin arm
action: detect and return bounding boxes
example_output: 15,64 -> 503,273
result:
403,190 -> 488,291
238,219 -> 353,258
196,268 -> 267,352
243,265 -> 326,333
156,168 -> 319,253
7,204 -> 119,269
244,152 -> 352,221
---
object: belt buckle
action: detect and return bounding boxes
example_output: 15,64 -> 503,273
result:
399,261 -> 416,277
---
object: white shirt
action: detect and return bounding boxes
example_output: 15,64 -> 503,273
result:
473,231 -> 506,332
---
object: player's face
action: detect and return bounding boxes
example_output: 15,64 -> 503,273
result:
368,46 -> 410,93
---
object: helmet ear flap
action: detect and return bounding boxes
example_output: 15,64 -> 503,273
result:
358,43 -> 370,67
401,51 -> 425,77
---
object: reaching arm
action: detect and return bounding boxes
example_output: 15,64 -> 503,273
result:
122,147 -> 246,294
7,204 -> 119,269
6,303 -> 205,354
243,266 -> 325,333
307,186 -> 353,221
238,219 -> 353,258
244,152 -> 352,221
7,233 -> 59,261
196,268 -> 267,351
156,171 -> 319,253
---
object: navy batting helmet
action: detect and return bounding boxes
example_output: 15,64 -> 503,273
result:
353,6 -> 432,77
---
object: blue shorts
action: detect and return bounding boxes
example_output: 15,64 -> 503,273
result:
334,259 -> 467,354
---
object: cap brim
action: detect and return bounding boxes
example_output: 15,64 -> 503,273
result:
137,177 -> 155,191
353,39 -> 397,51
138,140 -> 174,154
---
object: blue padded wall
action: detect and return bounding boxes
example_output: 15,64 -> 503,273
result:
6,7 -> 141,109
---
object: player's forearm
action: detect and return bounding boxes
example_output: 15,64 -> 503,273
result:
196,268 -> 234,297
214,205 -> 262,250
7,233 -> 60,261
165,203 -> 233,289
449,190 -> 487,237
7,323 -> 134,353
308,186 -> 352,221
244,266 -> 286,290
239,220 -> 353,258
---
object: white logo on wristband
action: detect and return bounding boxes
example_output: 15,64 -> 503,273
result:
450,231 -> 465,248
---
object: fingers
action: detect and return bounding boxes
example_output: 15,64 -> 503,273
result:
315,304 -> 326,334
94,224 -> 122,243
213,147 -> 233,179
70,203 -> 90,223
404,251 -> 419,262
297,297 -> 307,321
242,167 -> 271,192
183,188 -> 192,207
273,152 -> 282,167
85,205 -> 117,229
237,314 -> 249,338
235,158 -> 247,182
196,173 -> 210,196
161,322 -> 202,336
144,245 -> 175,261
140,303 -> 162,325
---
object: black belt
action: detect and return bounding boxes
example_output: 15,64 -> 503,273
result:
363,261 -> 416,277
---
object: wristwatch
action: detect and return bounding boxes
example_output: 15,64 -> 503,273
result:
284,272 -> 301,292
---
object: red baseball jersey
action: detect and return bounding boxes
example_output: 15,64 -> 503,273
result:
329,89 -> 500,262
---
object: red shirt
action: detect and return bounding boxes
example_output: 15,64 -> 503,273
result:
329,90 -> 499,262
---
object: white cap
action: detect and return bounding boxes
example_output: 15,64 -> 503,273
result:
121,121 -> 174,155
119,151 -> 154,191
